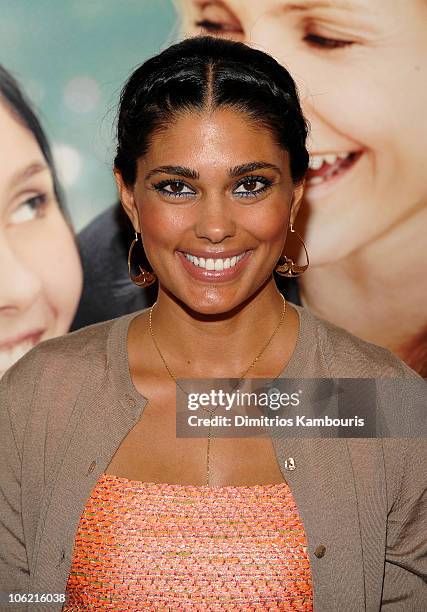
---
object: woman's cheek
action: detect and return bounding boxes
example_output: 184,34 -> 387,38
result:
141,203 -> 191,243
33,214 -> 83,336
308,67 -> 380,142
138,214 -> 175,272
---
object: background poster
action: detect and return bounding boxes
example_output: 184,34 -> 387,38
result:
0,0 -> 176,230
1,0 -> 426,378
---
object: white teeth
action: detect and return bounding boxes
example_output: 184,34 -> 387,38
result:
0,339 -> 35,373
308,152 -> 350,170
184,252 -> 246,270
308,156 -> 324,170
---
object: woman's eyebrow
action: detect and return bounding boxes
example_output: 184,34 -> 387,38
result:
281,0 -> 362,12
9,161 -> 49,186
145,165 -> 199,180
145,162 -> 282,181
228,162 -> 282,177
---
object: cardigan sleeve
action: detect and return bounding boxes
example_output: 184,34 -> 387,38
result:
0,367 -> 30,599
383,437 -> 427,607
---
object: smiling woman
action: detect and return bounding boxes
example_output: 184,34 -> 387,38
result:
0,38 -> 425,612
115,106 -> 305,314
0,65 -> 82,379
177,0 -> 427,374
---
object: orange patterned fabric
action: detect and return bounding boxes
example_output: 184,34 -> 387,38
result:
63,473 -> 313,611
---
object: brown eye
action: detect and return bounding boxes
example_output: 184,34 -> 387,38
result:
153,180 -> 196,199
9,193 -> 48,225
233,177 -> 272,199
243,180 -> 258,191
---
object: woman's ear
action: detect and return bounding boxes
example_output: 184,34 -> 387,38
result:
289,180 -> 305,226
114,169 -> 140,233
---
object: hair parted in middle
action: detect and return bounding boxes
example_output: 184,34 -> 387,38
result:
114,36 -> 309,186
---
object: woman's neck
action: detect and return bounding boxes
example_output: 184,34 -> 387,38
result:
139,280 -> 297,379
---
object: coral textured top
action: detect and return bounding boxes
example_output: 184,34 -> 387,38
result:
63,473 -> 312,611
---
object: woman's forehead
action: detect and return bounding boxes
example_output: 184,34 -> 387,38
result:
142,109 -> 287,163
179,0 -> 415,22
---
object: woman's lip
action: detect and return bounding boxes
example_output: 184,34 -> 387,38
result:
178,248 -> 249,259
305,150 -> 364,197
0,329 -> 45,351
177,250 -> 253,282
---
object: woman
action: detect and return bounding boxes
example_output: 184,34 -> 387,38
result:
0,65 -> 83,380
0,38 -> 425,611
167,0 -> 427,376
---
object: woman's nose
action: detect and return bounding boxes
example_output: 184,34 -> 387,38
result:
0,237 -> 43,314
194,195 -> 237,243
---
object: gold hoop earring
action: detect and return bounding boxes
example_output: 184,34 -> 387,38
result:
275,224 -> 309,278
128,231 -> 157,287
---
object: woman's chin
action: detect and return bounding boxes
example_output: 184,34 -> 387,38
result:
302,217 -> 368,266
165,287 -> 245,318
183,297 -> 240,317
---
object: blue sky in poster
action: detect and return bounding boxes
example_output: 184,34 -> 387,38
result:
0,0 -> 177,229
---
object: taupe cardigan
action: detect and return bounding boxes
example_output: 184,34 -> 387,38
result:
0,306 -> 426,611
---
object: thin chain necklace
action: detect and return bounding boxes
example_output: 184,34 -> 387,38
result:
149,295 -> 286,486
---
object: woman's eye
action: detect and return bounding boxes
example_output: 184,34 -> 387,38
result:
9,194 -> 48,224
195,19 -> 242,35
234,178 -> 272,198
304,33 -> 354,50
153,181 -> 196,198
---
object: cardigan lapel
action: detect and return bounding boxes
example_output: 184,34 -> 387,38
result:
270,436 -> 370,611
28,378 -> 147,606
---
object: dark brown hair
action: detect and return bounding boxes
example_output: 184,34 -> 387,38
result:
114,36 -> 309,186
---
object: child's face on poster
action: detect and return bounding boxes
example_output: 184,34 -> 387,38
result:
0,103 -> 83,379
179,0 -> 427,265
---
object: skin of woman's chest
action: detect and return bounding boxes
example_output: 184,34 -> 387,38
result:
112,313 -> 298,487
106,390 -> 286,487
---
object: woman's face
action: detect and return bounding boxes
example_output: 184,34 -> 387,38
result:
0,102 -> 83,378
117,108 -> 302,314
179,0 -> 427,265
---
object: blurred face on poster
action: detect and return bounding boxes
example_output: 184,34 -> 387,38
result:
0,100 -> 83,379
178,0 -> 427,265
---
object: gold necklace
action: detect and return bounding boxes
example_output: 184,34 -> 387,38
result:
149,295 -> 286,486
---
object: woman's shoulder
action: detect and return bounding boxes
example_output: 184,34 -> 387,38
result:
293,306 -> 425,439
296,305 -> 419,379
9,316 -> 115,375
0,311 -> 143,456
1,310 -> 142,402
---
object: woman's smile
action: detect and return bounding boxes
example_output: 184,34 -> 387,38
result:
306,150 -> 363,195
177,248 -> 253,282
0,328 -> 46,374
118,107 -> 301,313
